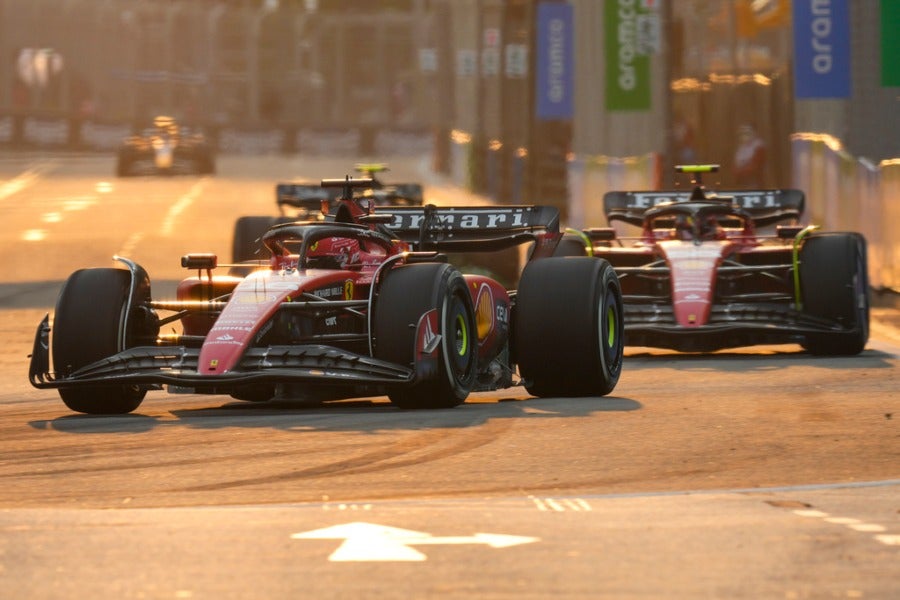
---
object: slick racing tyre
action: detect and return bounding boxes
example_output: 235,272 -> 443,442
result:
513,257 -> 623,397
196,149 -> 216,175
52,268 -> 149,414
115,150 -> 133,177
374,263 -> 477,409
552,234 -> 588,257
799,232 -> 869,355
232,216 -> 277,263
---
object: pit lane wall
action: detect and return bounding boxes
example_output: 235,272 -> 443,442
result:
792,134 -> 900,292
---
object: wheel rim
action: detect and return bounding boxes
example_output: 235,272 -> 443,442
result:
601,286 -> 623,372
454,313 -> 469,358
448,298 -> 471,372
446,294 -> 474,379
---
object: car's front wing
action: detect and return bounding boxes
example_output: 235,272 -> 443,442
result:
28,318 -> 413,391
622,301 -> 859,351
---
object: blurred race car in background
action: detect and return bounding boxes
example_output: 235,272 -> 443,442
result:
29,177 -> 624,415
353,162 -> 424,206
556,165 -> 869,354
231,163 -> 423,262
116,115 -> 216,177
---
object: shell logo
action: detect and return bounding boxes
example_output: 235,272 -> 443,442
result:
475,284 -> 494,340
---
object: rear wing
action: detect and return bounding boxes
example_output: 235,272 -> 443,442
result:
276,183 -> 343,213
368,183 -> 424,206
603,189 -> 805,227
376,204 -> 560,252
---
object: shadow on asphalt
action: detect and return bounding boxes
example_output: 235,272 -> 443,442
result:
623,347 -> 895,371
29,394 -> 642,435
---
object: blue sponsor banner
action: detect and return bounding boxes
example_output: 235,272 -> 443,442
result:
792,0 -> 851,99
536,2 -> 574,120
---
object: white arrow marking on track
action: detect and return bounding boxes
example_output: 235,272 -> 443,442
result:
290,521 -> 539,562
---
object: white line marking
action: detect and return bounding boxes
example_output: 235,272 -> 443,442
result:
570,498 -> 593,511
0,159 -> 57,200
62,197 -> 97,211
322,503 -> 374,511
849,523 -> 887,533
793,509 -> 897,547
530,496 -> 592,511
117,233 -> 144,258
160,178 -> 209,236
544,498 -> 565,511
21,229 -> 47,242
874,534 -> 900,545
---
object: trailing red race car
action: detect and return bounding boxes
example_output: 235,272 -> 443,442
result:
29,177 -> 624,415
556,165 -> 869,354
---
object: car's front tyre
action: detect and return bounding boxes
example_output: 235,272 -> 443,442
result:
52,268 -> 149,414
799,232 -> 869,355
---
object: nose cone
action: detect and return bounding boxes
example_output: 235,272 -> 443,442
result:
659,241 -> 726,327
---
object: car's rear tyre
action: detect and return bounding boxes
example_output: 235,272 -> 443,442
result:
232,216 -> 277,262
799,232 -> 869,355
552,235 -> 588,257
52,268 -> 148,414
196,151 -> 216,175
513,257 -> 623,397
115,152 -> 133,177
373,263 -> 477,409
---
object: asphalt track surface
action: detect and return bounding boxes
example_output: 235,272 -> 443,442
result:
0,153 -> 897,599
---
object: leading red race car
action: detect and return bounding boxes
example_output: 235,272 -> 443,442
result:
29,177 -> 624,415
556,165 -> 869,354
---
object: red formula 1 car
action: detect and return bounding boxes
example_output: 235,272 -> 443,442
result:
557,165 -> 869,354
29,178 -> 624,415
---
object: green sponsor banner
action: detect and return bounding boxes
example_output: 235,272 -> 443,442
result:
883,0 -> 900,86
605,0 -> 653,111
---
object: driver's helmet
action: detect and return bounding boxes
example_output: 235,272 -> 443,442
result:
306,236 -> 362,269
700,215 -> 725,240
674,213 -> 694,239
153,115 -> 178,137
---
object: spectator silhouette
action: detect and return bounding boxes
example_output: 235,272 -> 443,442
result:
672,114 -> 697,165
733,123 -> 766,188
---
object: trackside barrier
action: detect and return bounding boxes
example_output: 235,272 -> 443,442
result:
0,117 -> 12,143
566,153 -> 663,230
373,130 -> 433,156
880,161 -> 900,291
791,133 -> 899,292
217,129 -> 286,155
